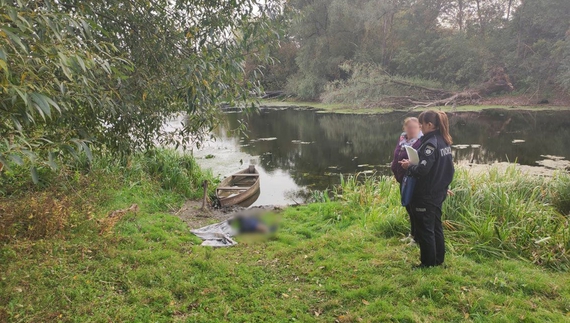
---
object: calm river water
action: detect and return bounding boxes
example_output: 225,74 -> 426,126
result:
174,108 -> 570,206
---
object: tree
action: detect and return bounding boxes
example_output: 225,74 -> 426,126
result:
0,1 -> 123,180
286,0 -> 408,99
556,30 -> 570,93
0,0 -> 284,180
246,39 -> 299,92
506,0 -> 570,91
278,0 -> 570,105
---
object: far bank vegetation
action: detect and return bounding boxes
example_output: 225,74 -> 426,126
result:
253,0 -> 570,108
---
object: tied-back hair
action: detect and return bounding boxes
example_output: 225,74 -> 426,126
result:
418,110 -> 453,145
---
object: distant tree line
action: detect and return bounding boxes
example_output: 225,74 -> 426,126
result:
254,0 -> 570,102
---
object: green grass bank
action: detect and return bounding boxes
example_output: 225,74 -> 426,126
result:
1,150 -> 570,322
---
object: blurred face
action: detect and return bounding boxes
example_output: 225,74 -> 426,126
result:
420,121 -> 436,134
405,121 -> 421,139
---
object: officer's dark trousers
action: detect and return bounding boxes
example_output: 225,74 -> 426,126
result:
410,201 -> 445,266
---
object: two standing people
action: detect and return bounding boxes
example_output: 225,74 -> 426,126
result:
392,110 -> 455,268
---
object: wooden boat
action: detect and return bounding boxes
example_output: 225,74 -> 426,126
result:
216,165 -> 260,207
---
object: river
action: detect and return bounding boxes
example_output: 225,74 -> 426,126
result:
171,107 -> 570,206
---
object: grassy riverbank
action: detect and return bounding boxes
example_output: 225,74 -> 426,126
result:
1,151 -> 570,322
260,99 -> 570,114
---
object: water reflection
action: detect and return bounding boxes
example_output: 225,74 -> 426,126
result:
192,108 -> 570,205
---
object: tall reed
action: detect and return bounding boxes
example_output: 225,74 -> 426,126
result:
336,167 -> 570,269
336,173 -> 409,237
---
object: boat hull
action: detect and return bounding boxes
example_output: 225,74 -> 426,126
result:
216,166 -> 260,207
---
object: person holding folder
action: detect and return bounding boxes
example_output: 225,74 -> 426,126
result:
391,117 -> 422,243
399,110 -> 454,269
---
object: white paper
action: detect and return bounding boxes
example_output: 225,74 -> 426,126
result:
405,146 -> 420,165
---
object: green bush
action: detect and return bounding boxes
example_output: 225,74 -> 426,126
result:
320,62 -> 451,106
285,73 -> 328,100
0,149 -> 216,242
139,150 -> 217,199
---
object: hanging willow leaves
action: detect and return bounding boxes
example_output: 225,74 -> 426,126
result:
0,0 -> 125,175
0,0 -> 286,180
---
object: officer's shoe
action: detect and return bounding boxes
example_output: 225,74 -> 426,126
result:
412,263 -> 446,270
399,234 -> 413,243
435,262 -> 446,268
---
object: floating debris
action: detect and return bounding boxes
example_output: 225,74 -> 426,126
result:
512,139 -> 525,144
260,106 -> 287,111
452,144 -> 470,149
291,140 -> 313,145
361,170 -> 375,174
357,164 -> 371,168
536,159 -> 570,170
459,161 -> 566,177
471,144 -> 481,149
540,155 -> 565,161
258,137 -> 277,141
327,166 -> 339,170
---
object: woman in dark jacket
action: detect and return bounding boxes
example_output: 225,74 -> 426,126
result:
400,110 -> 455,269
391,117 -> 422,242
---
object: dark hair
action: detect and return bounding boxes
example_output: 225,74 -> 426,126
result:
418,110 -> 453,145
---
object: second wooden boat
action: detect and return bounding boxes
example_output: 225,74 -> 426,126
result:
216,165 -> 260,207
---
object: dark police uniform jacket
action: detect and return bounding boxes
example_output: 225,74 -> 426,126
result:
408,129 -> 454,207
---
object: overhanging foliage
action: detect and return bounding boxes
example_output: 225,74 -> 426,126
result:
0,0 -> 286,181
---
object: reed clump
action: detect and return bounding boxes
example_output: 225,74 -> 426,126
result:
337,166 -> 570,269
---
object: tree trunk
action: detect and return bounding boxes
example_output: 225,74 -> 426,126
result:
458,0 -> 464,32
475,0 -> 485,35
377,67 -> 514,109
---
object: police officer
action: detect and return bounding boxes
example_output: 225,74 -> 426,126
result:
400,110 -> 454,268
